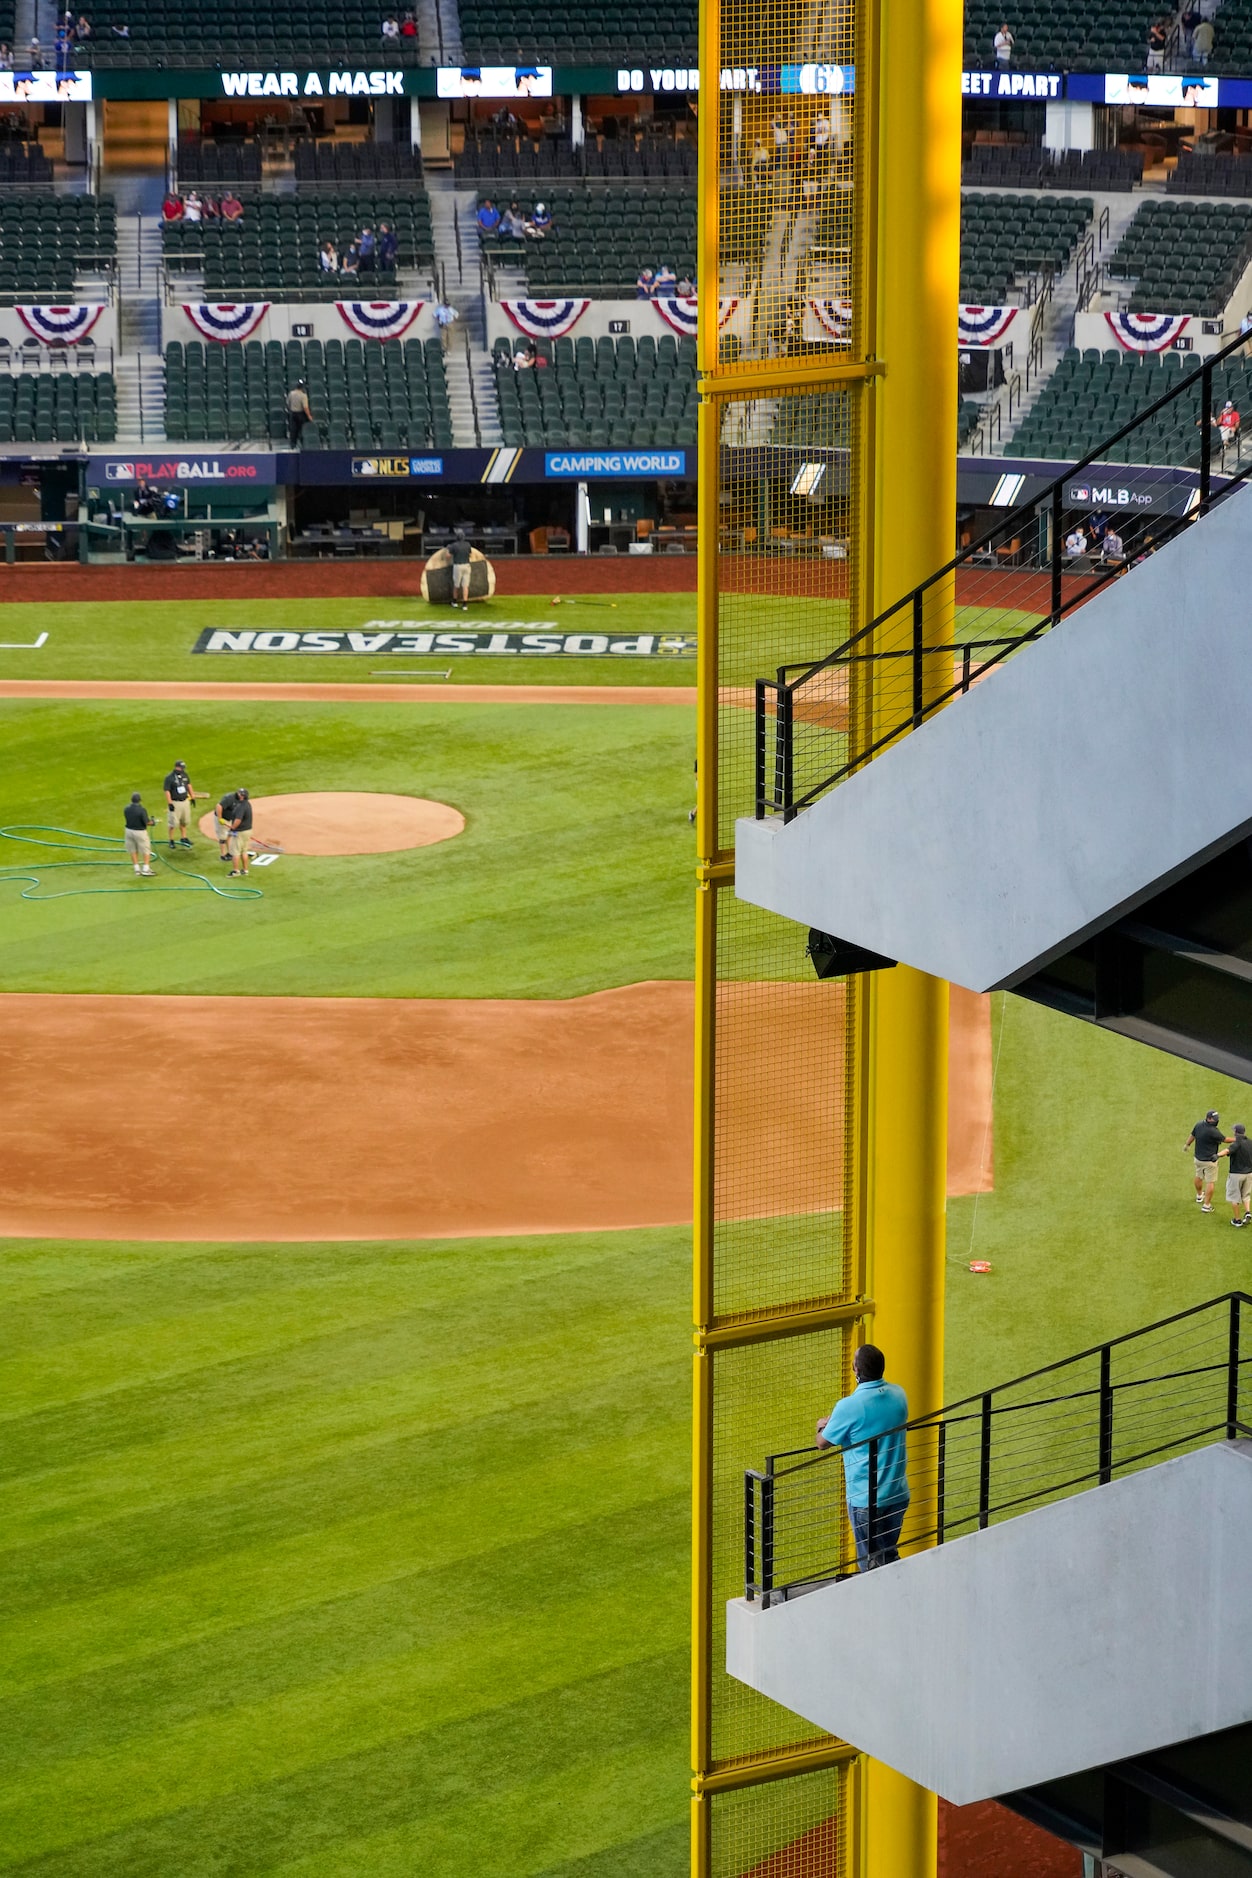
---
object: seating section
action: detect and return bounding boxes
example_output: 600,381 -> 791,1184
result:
962,0 -> 1158,72
0,193 -> 115,301
0,368 -> 115,443
964,143 -> 1142,192
1168,152 -> 1252,198
1106,200 -> 1252,315
1006,346 -> 1249,466
294,142 -> 423,186
76,0 -> 422,62
456,133 -> 695,184
161,192 -> 434,300
0,142 -> 54,186
477,188 -> 696,297
960,194 -> 1093,303
957,398 -> 982,447
163,337 -> 453,450
459,0 -> 695,62
769,392 -> 852,450
491,332 -> 696,448
175,140 -> 263,188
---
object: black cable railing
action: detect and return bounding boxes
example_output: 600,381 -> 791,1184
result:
755,322 -> 1252,823
745,1292 -> 1252,1607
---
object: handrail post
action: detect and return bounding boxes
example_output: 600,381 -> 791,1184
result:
978,1393 -> 992,1529
936,1419 -> 946,1544
745,1472 -> 757,1598
1200,356 -> 1214,513
778,680 -> 795,821
912,589 -> 924,728
1228,1295 -> 1242,1439
754,678 -> 767,817
1050,483 -> 1063,622
761,1461 -> 775,1606
866,1435 -> 878,1567
1098,1344 -> 1114,1484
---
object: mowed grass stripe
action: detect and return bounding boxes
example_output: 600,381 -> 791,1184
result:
2,1656 -> 687,1878
0,1229 -> 689,1871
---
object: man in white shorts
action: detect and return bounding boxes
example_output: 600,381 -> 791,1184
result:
1220,1124 -> 1252,1226
123,792 -> 155,876
163,757 -> 199,851
1185,1109 -> 1225,1212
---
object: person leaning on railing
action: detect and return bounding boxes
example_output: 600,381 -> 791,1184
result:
816,1344 -> 910,1573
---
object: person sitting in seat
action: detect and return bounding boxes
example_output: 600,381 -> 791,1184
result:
676,275 -> 695,296
499,199 -> 527,239
653,261 -> 677,294
341,239 -> 361,275
319,238 -> 339,273
513,342 -> 537,371
161,192 -> 184,221
381,12 -> 399,36
1064,523 -> 1088,559
75,12 -> 91,37
220,189 -> 244,222
201,194 -> 220,218
1101,524 -> 1125,563
636,265 -> 657,298
525,200 -> 552,238
183,189 -> 203,223
476,197 -> 500,234
399,11 -> 418,33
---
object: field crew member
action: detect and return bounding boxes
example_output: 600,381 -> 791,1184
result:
163,758 -> 199,850
449,528 -> 473,610
1185,1108 -> 1224,1212
123,792 -> 155,877
227,786 -> 253,877
1219,1124 -> 1252,1227
214,786 -> 239,862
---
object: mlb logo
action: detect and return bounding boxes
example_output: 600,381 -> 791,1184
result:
105,462 -> 135,481
1073,486 -> 1089,500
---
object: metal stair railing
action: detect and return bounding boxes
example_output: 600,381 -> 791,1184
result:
755,324 -> 1252,823
745,1292 -> 1252,1607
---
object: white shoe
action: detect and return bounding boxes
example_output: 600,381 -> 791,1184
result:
140,866 -> 154,876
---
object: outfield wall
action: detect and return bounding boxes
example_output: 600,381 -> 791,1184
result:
0,555 -> 698,599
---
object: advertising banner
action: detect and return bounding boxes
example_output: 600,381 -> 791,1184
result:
86,453 -> 279,486
192,624 -> 698,657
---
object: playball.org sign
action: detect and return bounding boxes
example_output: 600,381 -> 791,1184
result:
90,454 -> 278,484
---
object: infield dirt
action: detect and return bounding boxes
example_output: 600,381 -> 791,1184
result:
0,984 -> 991,1241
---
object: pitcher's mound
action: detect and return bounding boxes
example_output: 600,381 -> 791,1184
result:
197,792 -> 464,856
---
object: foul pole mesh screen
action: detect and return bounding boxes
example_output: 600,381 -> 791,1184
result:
693,0 -> 873,1859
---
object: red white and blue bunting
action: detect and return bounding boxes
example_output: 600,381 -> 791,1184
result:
958,305 -> 1019,347
336,301 -> 425,341
652,297 -> 739,336
808,297 -> 854,343
1104,311 -> 1193,353
501,298 -> 591,339
182,303 -> 271,343
16,303 -> 105,345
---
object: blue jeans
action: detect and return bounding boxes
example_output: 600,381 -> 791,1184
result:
849,1500 -> 907,1572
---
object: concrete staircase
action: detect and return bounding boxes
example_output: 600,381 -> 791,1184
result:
112,189 -> 164,444
425,172 -> 502,445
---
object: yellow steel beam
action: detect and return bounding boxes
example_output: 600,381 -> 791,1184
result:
700,359 -> 885,398
696,1297 -> 874,1351
696,1739 -> 859,1794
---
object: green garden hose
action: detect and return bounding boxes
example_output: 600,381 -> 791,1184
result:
0,826 -> 263,901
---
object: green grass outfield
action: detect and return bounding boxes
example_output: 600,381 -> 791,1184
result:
0,597 -> 699,690
0,700 -> 694,997
3,1006 -> 1250,1873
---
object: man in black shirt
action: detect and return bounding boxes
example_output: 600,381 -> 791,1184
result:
1219,1124 -> 1252,1226
163,757 -> 200,851
214,788 -> 239,863
449,528 -> 473,611
122,792 -> 155,876
227,786 -> 253,877
1185,1109 -> 1225,1212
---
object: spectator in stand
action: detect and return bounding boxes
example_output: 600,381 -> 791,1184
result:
341,239 -> 360,275
1192,16 -> 1214,61
28,36 -> 42,66
109,22 -> 130,36
358,224 -> 376,271
183,189 -> 203,223
1216,397 -> 1240,453
381,12 -> 399,37
378,221 -> 398,270
161,192 -> 184,221
750,137 -> 771,185
1064,522 -> 1088,559
0,44 -> 12,68
1101,523 -> 1125,564
527,200 -> 552,237
287,377 -> 313,447
811,113 -> 831,153
201,194 -> 221,219
319,238 -> 339,273
636,265 -> 657,298
399,11 -> 418,34
654,261 -> 677,294
1147,15 -> 1168,68
499,199 -> 526,239
76,13 -> 91,37
434,298 -> 459,349
220,189 -> 243,222
676,275 -> 695,296
476,197 -> 500,233
993,21 -> 1014,61
771,116 -> 790,167
514,341 -> 536,370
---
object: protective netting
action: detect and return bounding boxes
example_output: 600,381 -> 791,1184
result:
711,1763 -> 849,1878
711,1328 -> 853,1765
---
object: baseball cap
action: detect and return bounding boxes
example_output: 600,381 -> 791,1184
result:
237,786 -> 249,799
174,759 -> 186,770
1236,1125 -> 1246,1137
131,790 -> 141,801
1207,1110 -> 1220,1122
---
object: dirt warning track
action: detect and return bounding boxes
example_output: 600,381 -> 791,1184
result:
0,985 -> 991,1242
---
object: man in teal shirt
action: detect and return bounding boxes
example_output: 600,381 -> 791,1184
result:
816,1344 -> 910,1572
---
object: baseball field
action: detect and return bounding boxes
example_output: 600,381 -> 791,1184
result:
2,591 -> 1249,1874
